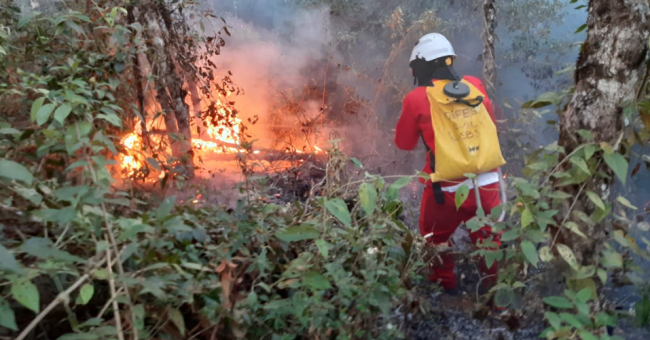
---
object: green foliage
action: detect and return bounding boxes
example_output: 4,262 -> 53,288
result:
0,2 -> 422,339
455,184 -> 470,210
541,289 -> 622,340
486,83 -> 650,338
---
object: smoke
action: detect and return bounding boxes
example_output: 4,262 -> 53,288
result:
204,4 -> 340,152
197,0 -> 506,181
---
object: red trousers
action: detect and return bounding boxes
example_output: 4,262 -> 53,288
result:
419,182 -> 502,290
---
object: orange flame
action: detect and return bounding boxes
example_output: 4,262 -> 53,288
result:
117,90 -> 325,179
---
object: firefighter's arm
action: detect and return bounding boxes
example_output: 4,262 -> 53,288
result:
394,97 -> 419,151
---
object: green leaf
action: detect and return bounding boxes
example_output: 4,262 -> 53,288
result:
521,208 -> 533,228
616,196 -> 637,210
455,184 -> 469,210
524,91 -> 564,108
500,229 -> 519,242
576,287 -> 592,303
543,296 -> 573,309
559,312 -> 585,329
15,187 -> 42,205
537,209 -> 558,232
573,210 -> 592,224
494,287 -> 514,307
564,222 -> 586,238
592,202 -> 611,224
597,268 -> 607,284
20,237 -> 85,264
521,240 -> 539,267
466,219 -> 481,232
30,97 -> 45,122
0,127 -> 20,135
76,121 -> 92,136
557,244 -> 579,270
575,24 -> 587,33
0,298 -> 18,331
94,269 -> 109,280
601,250 -> 623,268
132,304 -> 145,331
634,294 -> 650,326
0,244 -> 20,273
585,191 -> 605,210
54,104 -> 72,124
168,308 -> 185,335
512,281 -> 527,289
325,198 -> 352,226
359,182 -> 377,216
77,284 -> 94,305
315,239 -> 329,258
156,196 -> 175,219
37,103 -> 57,126
0,159 -> 34,185
58,333 -> 100,340
349,157 -> 363,168
577,130 -> 594,141
539,246 -> 554,262
485,249 -> 503,269
303,271 -> 332,290
595,311 -> 617,328
246,291 -> 258,306
578,331 -> 599,340
570,156 -> 590,174
96,113 -> 122,127
545,311 -> 562,329
276,224 -> 320,242
600,142 -> 614,154
603,152 -> 628,185
584,145 -> 597,161
490,204 -> 504,220
612,230 -> 630,247
386,176 -> 412,201
11,280 -> 40,313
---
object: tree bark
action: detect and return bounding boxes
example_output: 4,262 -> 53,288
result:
127,5 -> 151,148
557,0 -> 650,265
140,1 -> 195,177
481,0 -> 498,100
155,1 -> 195,178
141,10 -> 181,152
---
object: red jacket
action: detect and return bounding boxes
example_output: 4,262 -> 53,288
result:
394,76 -> 497,184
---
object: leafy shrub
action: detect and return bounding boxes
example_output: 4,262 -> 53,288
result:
0,2 -> 422,339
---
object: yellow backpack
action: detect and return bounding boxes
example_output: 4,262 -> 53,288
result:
425,79 -> 506,183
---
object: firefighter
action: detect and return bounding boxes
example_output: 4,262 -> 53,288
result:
394,33 -> 504,292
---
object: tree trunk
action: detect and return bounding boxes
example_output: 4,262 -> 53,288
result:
188,79 -> 203,122
141,10 -> 181,152
155,1 -> 195,178
557,0 -> 650,265
140,2 -> 195,178
127,5 -> 151,148
481,0 -> 497,100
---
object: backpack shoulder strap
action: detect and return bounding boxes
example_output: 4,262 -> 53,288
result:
420,132 -> 445,205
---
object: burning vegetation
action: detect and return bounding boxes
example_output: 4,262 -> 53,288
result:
116,54 -> 329,186
7,0 -> 650,340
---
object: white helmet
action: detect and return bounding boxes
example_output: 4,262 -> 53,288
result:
409,33 -> 456,63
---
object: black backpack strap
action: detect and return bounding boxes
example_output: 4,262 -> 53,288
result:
420,134 -> 445,204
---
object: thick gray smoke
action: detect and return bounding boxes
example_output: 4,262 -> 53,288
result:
205,3 -> 342,152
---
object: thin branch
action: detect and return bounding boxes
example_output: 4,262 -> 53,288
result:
106,245 -> 126,340
15,257 -> 108,340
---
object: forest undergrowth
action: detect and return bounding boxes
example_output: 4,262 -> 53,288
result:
3,0 -> 650,340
